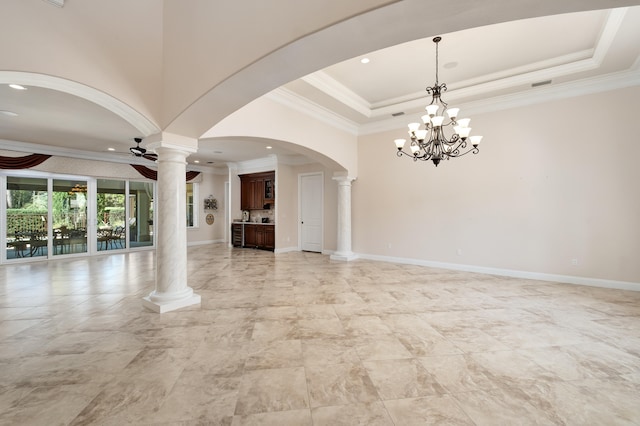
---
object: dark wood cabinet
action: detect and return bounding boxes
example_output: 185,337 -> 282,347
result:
240,180 -> 253,211
263,224 -> 275,250
251,179 -> 264,209
264,178 -> 274,202
244,224 -> 257,247
240,171 -> 275,210
238,171 -> 276,251
255,225 -> 265,248
241,224 -> 274,251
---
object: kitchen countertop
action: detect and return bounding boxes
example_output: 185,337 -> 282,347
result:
232,221 -> 275,225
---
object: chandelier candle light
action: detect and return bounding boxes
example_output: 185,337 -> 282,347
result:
394,36 -> 482,167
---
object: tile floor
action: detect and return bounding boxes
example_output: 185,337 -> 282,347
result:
0,244 -> 639,425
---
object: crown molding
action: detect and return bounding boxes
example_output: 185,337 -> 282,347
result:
302,71 -> 372,117
371,48 -> 595,111
370,8 -> 627,118
266,88 -> 359,135
265,65 -> 640,137
462,67 -> 640,117
371,53 -> 604,119
236,155 -> 278,175
299,8 -> 630,125
359,67 -> 640,135
593,7 -> 628,65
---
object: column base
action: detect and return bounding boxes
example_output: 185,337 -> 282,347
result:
330,251 -> 358,262
142,292 -> 201,313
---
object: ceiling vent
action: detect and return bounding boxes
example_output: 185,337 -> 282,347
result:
391,112 -> 405,117
531,80 -> 552,88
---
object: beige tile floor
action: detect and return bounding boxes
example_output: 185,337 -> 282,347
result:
0,244 -> 639,425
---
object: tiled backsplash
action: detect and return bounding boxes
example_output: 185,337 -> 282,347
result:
247,209 -> 275,223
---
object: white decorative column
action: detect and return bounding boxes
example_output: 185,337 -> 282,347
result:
142,132 -> 201,313
227,163 -> 238,248
330,174 -> 357,261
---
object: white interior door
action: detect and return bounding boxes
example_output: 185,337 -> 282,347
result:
300,173 -> 322,252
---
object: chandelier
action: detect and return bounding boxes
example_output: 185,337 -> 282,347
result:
394,36 -> 482,167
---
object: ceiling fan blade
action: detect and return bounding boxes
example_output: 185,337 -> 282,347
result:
142,153 -> 158,161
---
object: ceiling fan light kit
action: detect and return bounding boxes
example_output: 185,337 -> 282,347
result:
130,137 -> 146,157
394,36 -> 482,167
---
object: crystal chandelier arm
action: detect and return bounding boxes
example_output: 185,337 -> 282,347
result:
396,147 -> 422,161
457,147 -> 480,157
449,144 -> 480,157
392,36 -> 481,167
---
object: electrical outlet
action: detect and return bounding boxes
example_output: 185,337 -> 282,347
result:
387,243 -> 392,249
571,258 -> 578,266
457,248 -> 463,256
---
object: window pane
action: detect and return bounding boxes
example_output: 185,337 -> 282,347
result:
97,179 -> 126,251
52,179 -> 88,255
187,183 -> 194,227
129,181 -> 154,247
6,177 -> 48,259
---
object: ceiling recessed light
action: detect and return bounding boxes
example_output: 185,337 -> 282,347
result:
194,160 -> 200,163
0,110 -> 18,117
266,146 -> 272,150
9,84 -> 27,90
443,61 -> 458,69
214,151 -> 223,154
107,147 -> 115,151
360,58 -> 370,64
207,161 -> 214,164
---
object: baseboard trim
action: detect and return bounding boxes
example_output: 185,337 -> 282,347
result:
274,246 -> 299,254
188,239 -> 225,247
356,253 -> 640,292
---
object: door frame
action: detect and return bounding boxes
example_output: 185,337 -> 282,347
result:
298,172 -> 323,252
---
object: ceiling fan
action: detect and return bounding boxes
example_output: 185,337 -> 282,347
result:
130,138 -> 157,161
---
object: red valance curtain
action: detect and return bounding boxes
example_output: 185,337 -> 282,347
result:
0,154 -> 51,169
131,164 -> 200,182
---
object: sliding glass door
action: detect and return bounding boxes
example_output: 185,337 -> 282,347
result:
52,179 -> 88,256
5,177 -> 49,259
129,181 -> 154,248
97,179 -> 126,251
3,173 -> 158,262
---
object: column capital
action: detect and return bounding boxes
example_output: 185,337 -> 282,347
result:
332,173 -> 356,185
145,132 -> 198,154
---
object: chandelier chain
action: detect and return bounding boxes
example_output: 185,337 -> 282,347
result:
435,38 -> 439,86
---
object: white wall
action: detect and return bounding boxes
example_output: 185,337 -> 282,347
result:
273,162 -> 338,253
354,86 -> 640,284
275,164 -> 297,251
186,170 -> 226,245
203,95 -> 357,175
